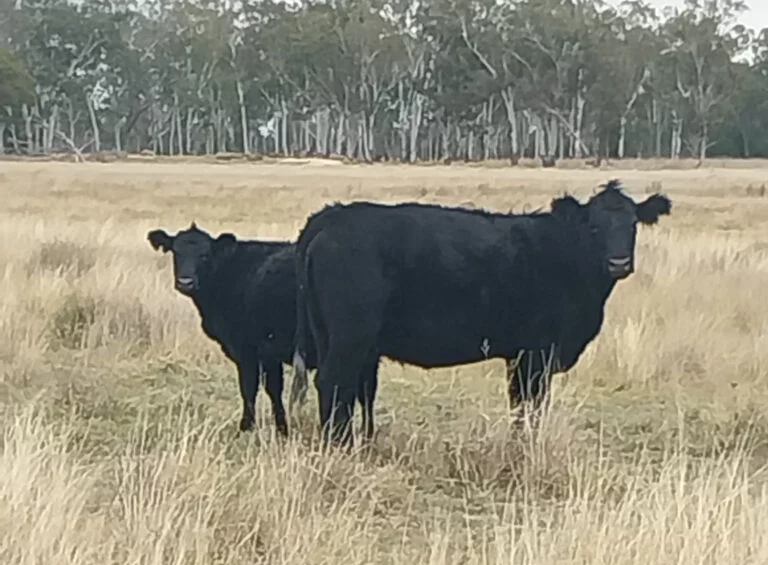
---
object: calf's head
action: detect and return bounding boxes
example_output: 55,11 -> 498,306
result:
147,222 -> 237,295
551,180 -> 671,280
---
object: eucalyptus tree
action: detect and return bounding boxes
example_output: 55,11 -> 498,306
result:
2,0 -> 766,159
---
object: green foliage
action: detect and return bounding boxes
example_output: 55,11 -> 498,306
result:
0,48 -> 34,108
2,0 -> 768,158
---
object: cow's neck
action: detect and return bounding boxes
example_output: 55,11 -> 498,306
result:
188,260 -> 238,322
573,229 -> 620,306
591,262 -> 619,305
599,277 -> 618,303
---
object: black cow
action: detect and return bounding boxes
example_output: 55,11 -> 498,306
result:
147,223 -> 297,435
147,223 -> 376,439
292,180 -> 672,446
258,247 -> 379,441
240,245 -> 381,440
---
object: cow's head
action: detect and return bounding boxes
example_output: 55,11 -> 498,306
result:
551,180 -> 671,280
147,222 -> 237,295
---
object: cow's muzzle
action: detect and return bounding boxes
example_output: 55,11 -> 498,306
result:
175,276 -> 196,293
607,257 -> 633,279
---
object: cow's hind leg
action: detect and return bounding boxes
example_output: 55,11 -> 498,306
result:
316,332 -> 376,449
307,242 -> 387,450
314,310 -> 383,450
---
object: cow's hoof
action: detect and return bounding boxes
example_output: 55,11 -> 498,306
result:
239,418 -> 254,433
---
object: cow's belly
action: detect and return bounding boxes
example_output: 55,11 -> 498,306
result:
379,314 -> 515,368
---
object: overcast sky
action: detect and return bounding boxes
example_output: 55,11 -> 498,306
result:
604,0 -> 768,32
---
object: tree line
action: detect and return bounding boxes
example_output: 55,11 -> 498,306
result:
1,0 -> 767,162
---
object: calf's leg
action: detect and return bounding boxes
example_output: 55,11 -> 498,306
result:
263,361 -> 288,437
237,359 -> 261,432
357,353 -> 380,443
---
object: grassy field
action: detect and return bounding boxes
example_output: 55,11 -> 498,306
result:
3,158 -> 768,564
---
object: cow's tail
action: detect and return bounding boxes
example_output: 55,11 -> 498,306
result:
289,250 -> 310,409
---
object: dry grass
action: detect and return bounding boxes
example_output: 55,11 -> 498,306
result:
3,158 -> 768,563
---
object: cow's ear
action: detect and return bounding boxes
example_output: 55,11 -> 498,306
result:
636,193 -> 672,225
147,229 -> 174,253
214,232 -> 237,252
551,195 -> 586,222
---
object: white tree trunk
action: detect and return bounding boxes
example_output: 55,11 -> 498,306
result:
22,104 -> 34,153
574,90 -> 585,159
670,112 -> 683,159
9,123 -> 20,153
699,121 -> 708,161
335,113 -> 345,156
186,108 -> 196,154
87,96 -> 101,153
114,116 -> 126,153
501,88 -> 518,157
408,93 -> 424,163
45,104 -> 59,153
397,80 -> 407,159
618,114 -> 628,159
175,106 -> 183,155
317,107 -> 329,156
547,114 -> 558,157
236,79 -> 249,153
280,100 -> 288,155
169,106 -> 176,155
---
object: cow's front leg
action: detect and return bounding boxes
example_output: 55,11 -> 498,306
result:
507,349 -> 555,427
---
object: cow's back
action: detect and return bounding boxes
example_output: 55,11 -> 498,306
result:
193,240 -> 293,361
246,245 -> 310,365
300,202 -> 580,366
302,202 -> 516,277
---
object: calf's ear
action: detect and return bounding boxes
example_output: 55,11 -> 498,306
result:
551,194 -> 586,222
636,194 -> 672,225
147,229 -> 174,252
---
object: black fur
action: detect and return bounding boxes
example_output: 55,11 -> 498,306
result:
148,223 -> 375,438
148,223 -> 294,435
293,180 -> 672,446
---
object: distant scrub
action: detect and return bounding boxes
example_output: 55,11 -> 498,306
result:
49,293 -> 96,350
28,240 -> 96,278
49,292 -> 153,352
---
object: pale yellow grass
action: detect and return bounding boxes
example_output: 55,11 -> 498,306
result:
2,160 -> 768,563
